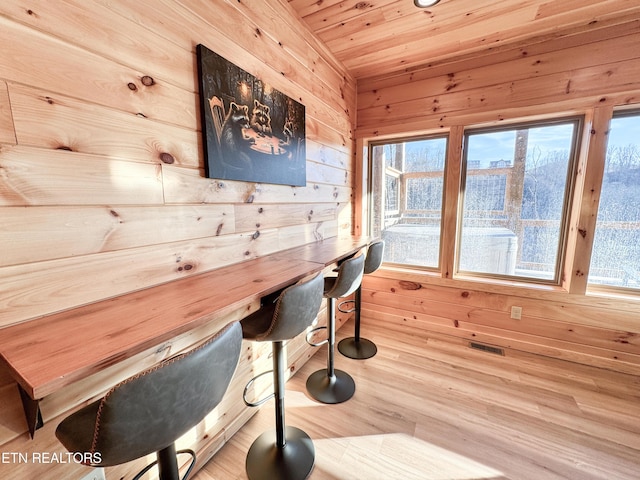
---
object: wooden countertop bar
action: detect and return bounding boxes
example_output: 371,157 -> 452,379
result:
1,256 -> 321,401
0,236 -> 369,437
277,236 -> 368,266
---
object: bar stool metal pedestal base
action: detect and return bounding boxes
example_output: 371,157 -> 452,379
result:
241,273 -> 324,480
337,241 -> 384,360
337,288 -> 377,360
306,369 -> 355,404
246,426 -> 314,480
305,254 -> 364,405
337,336 -> 377,360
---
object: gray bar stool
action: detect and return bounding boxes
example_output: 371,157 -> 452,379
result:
306,253 -> 365,404
338,240 -> 385,359
55,322 -> 242,480
241,272 -> 324,480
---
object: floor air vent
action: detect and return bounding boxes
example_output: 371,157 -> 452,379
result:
469,342 -> 504,356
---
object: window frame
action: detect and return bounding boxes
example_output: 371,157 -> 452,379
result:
587,108 -> 640,295
455,116 -> 583,285
368,133 -> 449,271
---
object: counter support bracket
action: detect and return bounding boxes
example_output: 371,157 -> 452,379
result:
17,384 -> 43,439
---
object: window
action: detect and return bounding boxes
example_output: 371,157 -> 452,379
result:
458,119 -> 581,282
385,172 -> 400,214
589,111 -> 640,290
465,174 -> 507,212
370,136 -> 447,268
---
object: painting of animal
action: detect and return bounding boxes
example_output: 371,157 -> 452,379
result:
197,44 -> 306,186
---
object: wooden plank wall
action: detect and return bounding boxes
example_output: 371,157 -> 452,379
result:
0,0 -> 355,478
356,21 -> 640,377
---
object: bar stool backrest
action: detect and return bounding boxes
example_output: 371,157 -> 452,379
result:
55,321 -> 242,467
253,272 -> 324,342
324,254 -> 365,299
364,241 -> 385,275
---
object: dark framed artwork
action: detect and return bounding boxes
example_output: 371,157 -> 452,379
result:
196,44 -> 306,186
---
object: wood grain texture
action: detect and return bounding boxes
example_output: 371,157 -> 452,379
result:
161,164 -> 353,205
355,24 -> 640,135
1,204 -> 233,267
362,274 -> 640,375
568,106 -> 613,293
290,0 -> 640,79
234,203 -> 337,232
0,1 -> 356,474
0,254 -> 322,399
353,17 -> 640,380
0,0 -> 356,324
0,230 -> 279,325
0,0 -> 196,92
357,58 -> 640,134
194,316 -> 640,480
0,145 -> 164,206
0,236 -> 365,429
0,14 -> 196,129
0,311 -> 333,480
440,125 -> 463,279
0,81 -> 16,145
8,82 -> 200,166
0,1 -> 638,479
358,29 -> 640,112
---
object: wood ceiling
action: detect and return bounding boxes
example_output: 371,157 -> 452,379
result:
288,0 -> 640,80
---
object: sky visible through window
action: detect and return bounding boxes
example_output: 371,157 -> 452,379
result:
460,121 -> 578,281
373,115 -> 640,290
608,114 -> 640,149
467,122 -> 638,167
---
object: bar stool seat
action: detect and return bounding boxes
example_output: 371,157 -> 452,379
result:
338,240 -> 385,359
55,322 -> 242,480
241,272 -> 324,480
306,253 -> 364,404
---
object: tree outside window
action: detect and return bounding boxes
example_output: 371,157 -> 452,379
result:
368,113 -> 640,294
370,136 -> 447,269
458,120 -> 580,282
589,112 -> 640,289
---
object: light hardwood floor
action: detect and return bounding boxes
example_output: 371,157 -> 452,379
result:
194,318 -> 640,480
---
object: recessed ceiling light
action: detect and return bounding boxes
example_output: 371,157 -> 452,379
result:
414,0 -> 441,7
